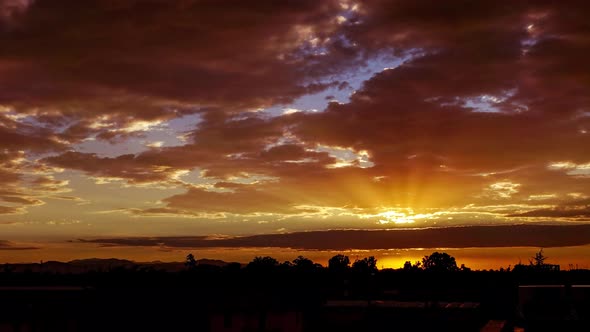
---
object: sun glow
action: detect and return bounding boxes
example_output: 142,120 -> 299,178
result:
371,209 -> 438,224
377,211 -> 416,224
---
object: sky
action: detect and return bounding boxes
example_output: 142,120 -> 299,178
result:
1,0 -> 590,268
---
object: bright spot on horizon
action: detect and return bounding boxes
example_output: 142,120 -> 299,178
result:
374,209 -> 437,225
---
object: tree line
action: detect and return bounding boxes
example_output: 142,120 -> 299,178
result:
185,251 -> 465,273
186,249 -> 557,273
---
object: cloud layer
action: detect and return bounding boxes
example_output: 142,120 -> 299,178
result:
0,240 -> 39,250
82,224 -> 590,250
0,1 -> 589,251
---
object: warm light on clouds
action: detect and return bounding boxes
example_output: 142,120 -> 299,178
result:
0,0 -> 589,265
375,210 -> 425,225
485,181 -> 521,199
315,145 -> 374,169
548,161 -> 590,177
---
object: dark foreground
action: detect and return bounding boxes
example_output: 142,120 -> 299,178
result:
0,265 -> 589,331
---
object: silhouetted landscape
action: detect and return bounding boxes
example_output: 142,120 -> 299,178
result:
1,251 -> 589,331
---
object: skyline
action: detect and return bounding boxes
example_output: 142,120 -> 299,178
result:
1,0 -> 590,267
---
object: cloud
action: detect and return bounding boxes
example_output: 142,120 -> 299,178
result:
43,151 -> 178,184
163,187 -> 293,214
0,205 -> 25,214
2,0 -> 590,229
0,149 -> 72,214
509,207 -> 590,219
0,0 -> 33,22
0,0 -> 361,142
81,224 -> 590,250
0,240 -> 39,250
291,60 -> 590,173
0,111 -> 65,152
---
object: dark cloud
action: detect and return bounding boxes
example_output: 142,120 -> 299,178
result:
0,195 -> 42,205
292,56 -> 590,173
0,206 -> 23,214
43,151 -> 175,184
0,0 -> 360,141
81,224 -> 590,250
0,240 -> 39,250
163,186 -> 296,214
0,113 -> 65,151
509,207 -> 590,219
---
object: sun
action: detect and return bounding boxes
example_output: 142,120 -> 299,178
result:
377,210 -> 416,224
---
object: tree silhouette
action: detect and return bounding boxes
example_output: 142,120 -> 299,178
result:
328,254 -> 350,272
422,252 -> 459,272
352,256 -> 378,274
224,262 -> 242,272
292,256 -> 315,270
530,248 -> 547,266
185,253 -> 197,270
247,256 -> 279,270
403,260 -> 422,271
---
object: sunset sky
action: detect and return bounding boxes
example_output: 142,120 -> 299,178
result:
1,0 -> 590,268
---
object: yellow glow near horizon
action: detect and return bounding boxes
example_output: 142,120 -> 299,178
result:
377,210 -> 416,224
357,208 -> 441,225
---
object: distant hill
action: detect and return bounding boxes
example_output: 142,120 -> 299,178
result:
69,258 -> 134,266
192,258 -> 233,267
1,258 -> 237,274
